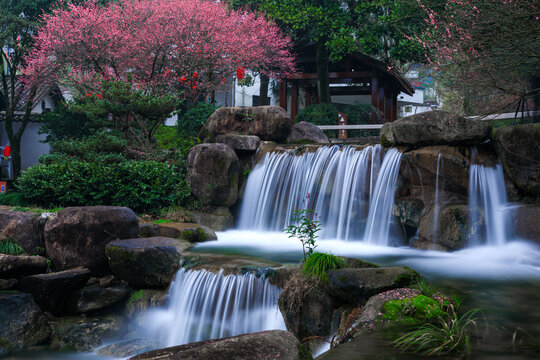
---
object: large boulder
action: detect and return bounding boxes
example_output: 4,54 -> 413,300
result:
381,111 -> 491,147
416,203 -> 477,251
0,254 -> 48,279
190,207 -> 235,231
201,106 -> 292,143
287,122 -> 329,144
187,143 -> 239,207
44,207 -> 139,274
49,315 -> 125,352
278,274 -> 335,339
17,267 -> 91,315
139,223 -> 217,243
0,211 -> 43,255
0,291 -> 51,356
215,134 -> 262,152
106,237 -> 190,289
492,123 -> 540,196
327,267 -> 419,305
130,330 -> 309,360
98,338 -> 160,358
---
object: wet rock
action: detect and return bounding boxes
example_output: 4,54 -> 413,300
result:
17,267 -> 91,315
106,237 -> 190,289
380,111 -> 491,147
417,203 -> 477,251
130,330 -> 307,360
181,251 -> 282,276
0,211 -> 43,255
0,291 -> 50,356
45,206 -> 139,275
0,254 -> 48,279
190,207 -> 234,231
181,226 -> 217,242
0,278 -> 17,290
278,274 -> 335,339
124,289 -> 169,320
215,134 -> 262,152
187,143 -> 239,207
49,315 -> 124,352
492,123 -> 540,196
327,267 -> 419,305
68,283 -> 130,313
333,288 -> 421,345
287,121 -> 329,144
514,205 -> 540,243
400,146 -> 470,196
98,338 -> 160,358
201,106 -> 292,143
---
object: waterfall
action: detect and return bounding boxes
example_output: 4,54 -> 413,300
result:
239,145 -> 403,243
433,153 -> 443,247
363,148 -> 403,245
144,268 -> 284,346
468,150 -> 512,246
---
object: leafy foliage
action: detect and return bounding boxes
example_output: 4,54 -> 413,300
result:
345,104 -> 384,137
393,305 -> 481,356
16,158 -> 192,214
302,252 -> 345,284
0,238 -> 25,255
177,102 -> 219,138
295,103 -> 339,138
0,192 -> 27,207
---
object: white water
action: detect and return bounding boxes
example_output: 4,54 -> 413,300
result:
239,145 -> 402,244
469,151 -> 513,246
144,268 -> 285,346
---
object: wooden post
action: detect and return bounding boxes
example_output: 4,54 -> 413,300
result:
305,88 -> 312,108
279,80 -> 287,110
291,83 -> 298,123
391,93 -> 397,122
371,76 -> 379,109
385,85 -> 392,122
378,81 -> 385,113
338,112 -> 348,139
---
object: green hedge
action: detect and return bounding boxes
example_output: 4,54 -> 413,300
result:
16,159 -> 192,213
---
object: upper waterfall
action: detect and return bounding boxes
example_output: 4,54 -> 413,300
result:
238,145 -> 403,244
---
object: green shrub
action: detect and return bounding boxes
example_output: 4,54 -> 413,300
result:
51,131 -> 127,160
0,192 -> 27,207
295,103 -> 339,138
0,238 -> 25,255
302,252 -> 346,284
16,158 -> 192,214
177,102 -> 219,138
345,104 -> 384,138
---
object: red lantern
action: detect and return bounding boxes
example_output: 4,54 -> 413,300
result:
236,66 -> 245,81
3,146 -> 10,158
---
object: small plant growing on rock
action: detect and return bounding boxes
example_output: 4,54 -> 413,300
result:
393,304 -> 481,356
0,237 -> 25,255
284,195 -> 321,260
302,252 -> 346,284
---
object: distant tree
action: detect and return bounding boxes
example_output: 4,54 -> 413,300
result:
416,0 -> 540,115
0,0 -> 56,178
26,0 -> 295,109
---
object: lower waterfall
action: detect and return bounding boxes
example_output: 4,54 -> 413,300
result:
144,268 -> 284,346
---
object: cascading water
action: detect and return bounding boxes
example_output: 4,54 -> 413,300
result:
239,145 -> 403,244
432,153 -> 443,248
144,268 -> 284,346
468,149 -> 512,246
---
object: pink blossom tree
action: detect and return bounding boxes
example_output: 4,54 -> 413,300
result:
414,0 -> 540,116
27,0 -> 296,106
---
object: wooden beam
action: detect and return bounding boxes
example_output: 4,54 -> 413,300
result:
287,71 -> 373,80
291,83 -> 298,123
279,80 -> 287,110
329,87 -> 371,96
371,76 -> 379,109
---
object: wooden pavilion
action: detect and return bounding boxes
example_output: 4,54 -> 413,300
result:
279,43 -> 414,122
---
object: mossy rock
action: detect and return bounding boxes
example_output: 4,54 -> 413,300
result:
382,295 -> 446,327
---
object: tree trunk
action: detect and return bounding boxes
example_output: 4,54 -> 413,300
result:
316,41 -> 331,103
10,137 -> 22,180
259,74 -> 270,105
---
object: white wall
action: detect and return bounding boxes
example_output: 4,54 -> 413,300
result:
0,121 -> 51,170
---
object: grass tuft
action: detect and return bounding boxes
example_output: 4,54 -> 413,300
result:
0,238 -> 26,255
302,252 -> 346,284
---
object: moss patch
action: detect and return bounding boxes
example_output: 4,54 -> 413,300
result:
382,295 -> 446,327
